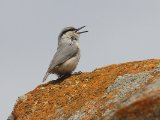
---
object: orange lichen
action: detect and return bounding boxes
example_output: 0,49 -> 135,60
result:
12,59 -> 160,120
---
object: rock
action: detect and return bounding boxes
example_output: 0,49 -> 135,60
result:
7,114 -> 14,120
10,59 -> 160,120
111,79 -> 160,120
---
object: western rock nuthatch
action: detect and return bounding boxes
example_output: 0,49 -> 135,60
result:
43,26 -> 88,82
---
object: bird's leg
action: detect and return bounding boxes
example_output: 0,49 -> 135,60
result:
57,73 -> 71,81
51,73 -> 71,84
73,71 -> 82,75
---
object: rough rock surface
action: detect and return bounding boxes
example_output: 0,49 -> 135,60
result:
10,59 -> 160,120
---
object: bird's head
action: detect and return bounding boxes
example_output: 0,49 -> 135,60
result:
58,26 -> 88,45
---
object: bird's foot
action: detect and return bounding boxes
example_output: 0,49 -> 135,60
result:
73,71 -> 82,75
57,73 -> 71,80
51,73 -> 71,84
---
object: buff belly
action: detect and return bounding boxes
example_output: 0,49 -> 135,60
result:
53,55 -> 80,76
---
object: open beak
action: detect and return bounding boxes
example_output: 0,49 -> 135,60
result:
76,26 -> 88,34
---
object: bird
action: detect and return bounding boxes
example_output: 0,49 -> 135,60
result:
42,26 -> 88,82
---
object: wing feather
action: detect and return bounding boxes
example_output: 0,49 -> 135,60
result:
47,43 -> 78,72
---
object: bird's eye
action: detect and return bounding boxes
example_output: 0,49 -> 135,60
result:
71,36 -> 77,40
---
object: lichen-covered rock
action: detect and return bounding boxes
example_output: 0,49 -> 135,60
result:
10,59 -> 160,120
111,78 -> 160,120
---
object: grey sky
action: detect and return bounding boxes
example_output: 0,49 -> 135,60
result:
1,0 -> 160,119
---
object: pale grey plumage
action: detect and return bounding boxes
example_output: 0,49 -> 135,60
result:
43,26 -> 88,82
48,41 -> 79,72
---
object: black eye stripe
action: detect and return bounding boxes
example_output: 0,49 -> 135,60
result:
59,28 -> 76,38
62,28 -> 75,34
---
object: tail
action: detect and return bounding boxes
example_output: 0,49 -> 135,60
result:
42,72 -> 50,82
